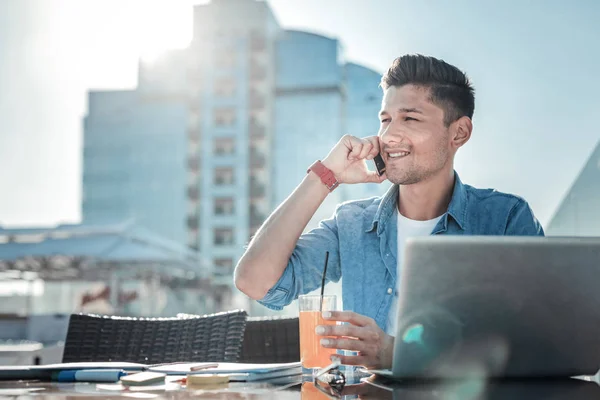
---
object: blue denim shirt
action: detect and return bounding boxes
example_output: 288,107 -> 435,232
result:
258,172 -> 544,329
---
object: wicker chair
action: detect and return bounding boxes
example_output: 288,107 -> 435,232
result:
62,310 -> 247,364
239,316 -> 300,363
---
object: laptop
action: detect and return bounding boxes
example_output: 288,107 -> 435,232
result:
367,236 -> 600,380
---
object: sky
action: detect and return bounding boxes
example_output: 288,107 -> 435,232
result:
0,0 -> 599,228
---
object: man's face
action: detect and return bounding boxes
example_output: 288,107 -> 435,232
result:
378,84 -> 453,185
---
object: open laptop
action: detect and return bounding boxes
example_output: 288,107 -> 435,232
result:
368,236 -> 600,380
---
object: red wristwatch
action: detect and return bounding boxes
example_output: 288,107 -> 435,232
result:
307,160 -> 339,192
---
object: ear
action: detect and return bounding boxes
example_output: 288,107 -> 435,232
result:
450,116 -> 472,149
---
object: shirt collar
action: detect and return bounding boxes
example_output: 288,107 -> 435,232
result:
366,171 -> 467,235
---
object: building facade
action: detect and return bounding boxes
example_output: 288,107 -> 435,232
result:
82,0 -> 383,313
546,139 -> 600,236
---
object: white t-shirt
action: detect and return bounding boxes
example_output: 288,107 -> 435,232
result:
386,212 -> 443,335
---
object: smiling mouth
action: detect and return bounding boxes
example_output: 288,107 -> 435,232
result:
387,151 -> 410,159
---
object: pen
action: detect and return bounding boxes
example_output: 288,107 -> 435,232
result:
190,363 -> 218,371
55,369 -> 127,382
148,362 -> 218,371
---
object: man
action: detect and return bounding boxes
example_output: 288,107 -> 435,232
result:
234,54 -> 544,370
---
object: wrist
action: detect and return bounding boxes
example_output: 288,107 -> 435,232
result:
320,158 -> 340,178
306,169 -> 331,196
307,160 -> 340,192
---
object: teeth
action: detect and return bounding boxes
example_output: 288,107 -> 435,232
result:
388,152 -> 410,158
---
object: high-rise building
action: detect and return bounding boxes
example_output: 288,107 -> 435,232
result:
82,0 -> 383,313
273,30 -> 345,228
546,139 -> 600,236
83,88 -> 189,244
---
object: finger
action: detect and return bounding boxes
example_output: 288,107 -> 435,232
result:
357,140 -> 374,160
362,136 -> 381,160
321,337 -> 366,352
316,323 -> 365,339
365,170 -> 387,184
322,311 -> 374,327
331,354 -> 368,367
346,136 -> 363,161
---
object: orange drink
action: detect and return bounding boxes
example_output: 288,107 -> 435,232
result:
298,294 -> 337,370
300,310 -> 336,368
301,382 -> 330,399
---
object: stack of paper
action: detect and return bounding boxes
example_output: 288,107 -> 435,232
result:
0,361 -> 302,382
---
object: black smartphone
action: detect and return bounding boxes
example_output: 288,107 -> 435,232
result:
373,153 -> 386,176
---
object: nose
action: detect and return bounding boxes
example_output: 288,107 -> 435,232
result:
379,120 -> 405,146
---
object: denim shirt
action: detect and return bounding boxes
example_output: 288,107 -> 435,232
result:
258,172 -> 544,329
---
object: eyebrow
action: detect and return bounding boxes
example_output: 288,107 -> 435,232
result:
379,107 -> 424,117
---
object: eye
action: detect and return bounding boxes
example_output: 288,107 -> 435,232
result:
404,117 -> 418,122
380,118 -> 391,123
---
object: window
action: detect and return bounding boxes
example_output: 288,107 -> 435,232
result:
214,138 -> 235,155
214,258 -> 234,269
214,108 -> 236,126
214,78 -> 236,97
215,197 -> 234,215
187,214 -> 199,229
214,167 -> 234,185
214,228 -> 234,245
249,203 -> 266,226
215,51 -> 236,69
249,88 -> 265,108
188,157 -> 199,171
250,176 -> 265,197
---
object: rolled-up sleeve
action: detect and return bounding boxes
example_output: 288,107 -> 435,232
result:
257,206 -> 343,310
505,199 -> 545,236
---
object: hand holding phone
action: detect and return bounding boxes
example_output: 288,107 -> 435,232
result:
321,135 -> 386,184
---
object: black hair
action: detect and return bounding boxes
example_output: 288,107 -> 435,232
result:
381,54 -> 475,126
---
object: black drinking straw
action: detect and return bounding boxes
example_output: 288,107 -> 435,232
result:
319,251 -> 330,312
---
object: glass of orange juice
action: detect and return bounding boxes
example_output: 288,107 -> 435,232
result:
299,294 -> 337,373
301,381 -> 331,399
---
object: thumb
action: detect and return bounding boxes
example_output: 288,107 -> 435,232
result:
365,171 -> 387,183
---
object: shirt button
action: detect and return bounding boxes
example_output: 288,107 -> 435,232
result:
387,288 -> 393,294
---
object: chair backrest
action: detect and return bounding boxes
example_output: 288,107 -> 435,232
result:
62,310 -> 247,364
239,316 -> 299,363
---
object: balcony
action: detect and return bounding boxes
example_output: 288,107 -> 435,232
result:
188,127 -> 200,143
249,212 -> 267,227
250,67 -> 267,82
250,182 -> 266,198
249,122 -> 266,139
187,186 -> 199,200
250,153 -> 266,168
249,93 -> 266,110
214,236 -> 234,246
187,215 -> 199,229
188,157 -> 199,171
214,198 -> 234,215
